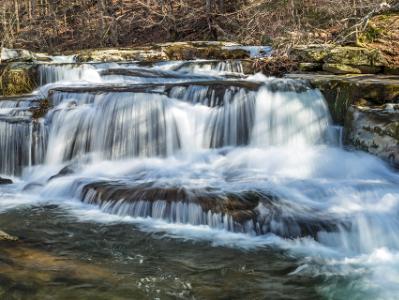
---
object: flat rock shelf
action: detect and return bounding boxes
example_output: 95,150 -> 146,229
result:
1,57 -> 399,300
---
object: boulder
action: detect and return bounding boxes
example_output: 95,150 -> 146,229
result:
325,46 -> 387,67
289,44 -> 333,63
345,103 -> 399,166
0,48 -> 34,63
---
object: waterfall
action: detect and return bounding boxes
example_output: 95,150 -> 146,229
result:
2,58 -> 399,299
251,88 -> 335,146
0,117 -> 46,175
38,63 -> 102,85
174,60 -> 244,74
43,81 -> 332,165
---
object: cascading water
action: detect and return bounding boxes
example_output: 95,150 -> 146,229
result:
38,63 -> 102,85
1,59 -> 399,299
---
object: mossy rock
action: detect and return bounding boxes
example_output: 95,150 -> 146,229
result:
163,43 -> 250,60
323,63 -> 362,74
289,45 -> 333,63
0,63 -> 38,96
298,62 -> 323,72
322,63 -> 382,74
326,46 -> 387,66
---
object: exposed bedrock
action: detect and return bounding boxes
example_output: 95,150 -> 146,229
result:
80,181 -> 344,238
287,73 -> 399,166
345,103 -> 399,166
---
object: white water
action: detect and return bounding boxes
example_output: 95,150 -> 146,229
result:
1,59 -> 399,299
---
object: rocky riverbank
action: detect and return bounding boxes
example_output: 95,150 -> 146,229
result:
1,12 -> 398,165
283,12 -> 399,165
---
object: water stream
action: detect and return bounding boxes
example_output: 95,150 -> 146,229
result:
1,59 -> 399,299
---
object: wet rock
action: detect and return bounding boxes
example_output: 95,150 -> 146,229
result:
80,181 -> 344,238
344,103 -> 399,166
0,230 -> 18,241
0,177 -> 13,184
48,80 -> 261,96
48,165 -> 75,181
100,67 -> 210,80
286,74 -> 399,124
22,182 -> 44,191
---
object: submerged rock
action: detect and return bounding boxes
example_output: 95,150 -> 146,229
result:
80,181 -> 343,238
48,165 -> 75,181
345,103 -> 399,166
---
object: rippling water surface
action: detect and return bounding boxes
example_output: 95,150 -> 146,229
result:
1,57 -> 399,299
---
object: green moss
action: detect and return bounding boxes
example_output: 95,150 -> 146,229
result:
359,26 -> 384,43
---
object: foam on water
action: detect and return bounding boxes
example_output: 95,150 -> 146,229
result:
1,60 -> 399,299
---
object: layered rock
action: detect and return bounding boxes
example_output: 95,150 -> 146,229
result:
74,42 -> 251,63
80,181 -> 342,238
286,74 -> 399,124
345,103 -> 399,165
287,73 -> 399,165
289,44 -> 388,75
289,13 -> 399,75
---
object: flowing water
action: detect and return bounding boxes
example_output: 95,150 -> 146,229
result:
1,59 -> 399,300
